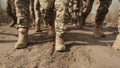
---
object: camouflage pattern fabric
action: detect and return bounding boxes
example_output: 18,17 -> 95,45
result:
69,0 -> 81,12
5,0 -> 17,23
69,0 -> 81,25
30,0 -> 35,23
34,0 -> 70,37
95,0 -> 112,25
79,0 -> 94,27
14,0 -> 30,29
15,0 -> 70,37
34,0 -> 42,25
81,0 -> 94,22
55,0 -> 70,37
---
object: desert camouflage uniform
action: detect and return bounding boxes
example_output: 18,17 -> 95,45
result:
14,0 -> 70,51
14,0 -> 30,29
95,0 -> 112,25
34,0 -> 41,24
92,0 -> 112,37
79,0 -> 94,27
33,0 -> 70,37
30,0 -> 35,25
69,0 -> 81,26
5,0 -> 17,26
34,0 -> 43,31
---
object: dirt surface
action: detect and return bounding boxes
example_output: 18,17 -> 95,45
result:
0,25 -> 120,68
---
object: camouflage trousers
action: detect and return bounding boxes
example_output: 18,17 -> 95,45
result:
79,0 -> 112,26
34,0 -> 42,25
34,0 -> 70,37
30,0 -> 35,23
15,0 -> 70,37
14,0 -> 30,28
79,0 -> 94,26
95,0 -> 112,25
5,0 -> 17,22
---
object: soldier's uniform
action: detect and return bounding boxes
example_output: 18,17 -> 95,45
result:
112,0 -> 120,50
14,0 -> 30,49
79,0 -> 94,28
30,0 -> 35,26
5,0 -> 17,27
34,0 -> 43,32
14,0 -> 70,52
94,0 -> 112,37
69,0 -> 81,26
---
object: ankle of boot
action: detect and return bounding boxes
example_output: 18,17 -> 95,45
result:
18,28 -> 28,33
56,37 -> 64,44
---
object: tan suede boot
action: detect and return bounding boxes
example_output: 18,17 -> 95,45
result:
48,25 -> 55,37
15,28 -> 28,49
99,25 -> 105,37
112,35 -> 120,50
55,37 -> 66,52
93,24 -> 105,38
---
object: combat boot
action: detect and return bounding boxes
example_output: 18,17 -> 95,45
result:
55,37 -> 66,52
93,24 -> 105,38
15,28 -> 28,49
48,25 -> 55,37
112,35 -> 120,50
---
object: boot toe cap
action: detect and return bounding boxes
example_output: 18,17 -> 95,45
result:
55,45 -> 66,52
15,42 -> 28,49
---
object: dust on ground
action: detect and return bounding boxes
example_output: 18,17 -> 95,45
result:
0,24 -> 120,68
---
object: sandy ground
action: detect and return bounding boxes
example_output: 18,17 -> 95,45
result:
0,25 -> 120,68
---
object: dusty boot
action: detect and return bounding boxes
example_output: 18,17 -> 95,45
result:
93,24 -> 105,38
48,25 -> 55,37
9,21 -> 17,27
99,25 -> 105,37
55,37 -> 66,52
112,35 -> 120,50
15,28 -> 28,49
35,23 -> 42,32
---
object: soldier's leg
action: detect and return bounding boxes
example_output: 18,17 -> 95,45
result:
14,0 -> 30,49
5,0 -> 17,27
112,7 -> 120,49
81,0 -> 94,27
94,0 -> 112,37
55,0 -> 70,51
69,0 -> 73,25
71,11 -> 77,26
72,0 -> 79,26
9,14 -> 17,27
9,0 -> 17,27
39,0 -> 55,36
34,0 -> 42,32
5,0 -> 12,20
30,0 -> 35,27
78,0 -> 84,28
